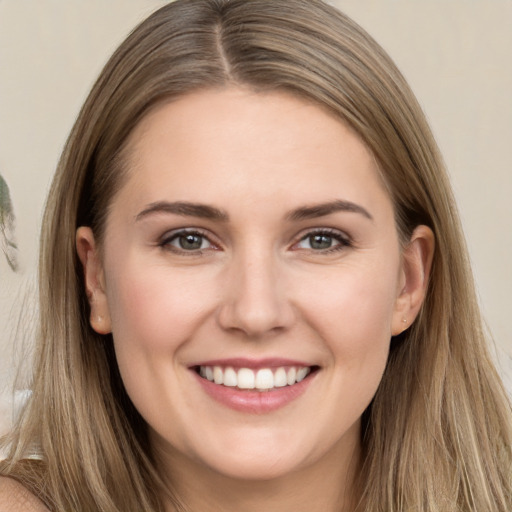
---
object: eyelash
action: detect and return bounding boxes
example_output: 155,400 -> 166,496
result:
159,229 -> 217,255
293,228 -> 352,254
158,228 -> 352,255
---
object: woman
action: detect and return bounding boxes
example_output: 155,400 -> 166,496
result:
1,0 -> 511,510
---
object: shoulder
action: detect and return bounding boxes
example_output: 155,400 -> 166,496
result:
0,477 -> 49,512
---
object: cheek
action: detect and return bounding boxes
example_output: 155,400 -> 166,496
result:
103,260 -> 221,436
333,285 -> 393,382
105,260 -> 219,355
299,260 -> 399,345
296,258 -> 399,392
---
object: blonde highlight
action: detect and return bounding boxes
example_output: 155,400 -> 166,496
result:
1,1 -> 511,510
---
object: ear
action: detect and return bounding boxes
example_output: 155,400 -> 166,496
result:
391,225 -> 435,335
76,227 -> 112,334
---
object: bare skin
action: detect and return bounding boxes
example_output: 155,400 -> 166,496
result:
152,416 -> 362,511
0,477 -> 49,512
77,87 -> 434,511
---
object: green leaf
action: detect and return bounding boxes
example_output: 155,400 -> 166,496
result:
0,173 -> 19,272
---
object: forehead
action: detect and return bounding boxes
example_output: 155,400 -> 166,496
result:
111,87 -> 391,220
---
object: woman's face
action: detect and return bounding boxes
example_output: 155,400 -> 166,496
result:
78,87 -> 430,483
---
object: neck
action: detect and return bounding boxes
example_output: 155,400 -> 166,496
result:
155,431 -> 362,512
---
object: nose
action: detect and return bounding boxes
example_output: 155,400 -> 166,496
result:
216,250 -> 295,338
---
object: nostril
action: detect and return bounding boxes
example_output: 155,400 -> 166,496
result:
216,295 -> 295,338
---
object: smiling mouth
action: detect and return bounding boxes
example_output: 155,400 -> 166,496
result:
194,365 -> 319,392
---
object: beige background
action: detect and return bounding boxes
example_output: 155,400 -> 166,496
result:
1,0 -> 511,432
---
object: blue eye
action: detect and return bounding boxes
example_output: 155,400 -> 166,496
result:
295,230 -> 350,252
161,230 -> 213,252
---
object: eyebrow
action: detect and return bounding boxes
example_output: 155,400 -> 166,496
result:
135,199 -> 373,223
135,201 -> 229,222
286,200 -> 373,222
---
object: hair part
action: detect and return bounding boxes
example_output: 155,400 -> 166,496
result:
2,1 -> 511,510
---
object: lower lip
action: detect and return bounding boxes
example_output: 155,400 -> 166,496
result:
192,370 -> 317,414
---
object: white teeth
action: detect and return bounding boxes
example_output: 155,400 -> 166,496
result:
286,367 -> 297,385
255,369 -> 274,390
274,367 -> 287,388
296,367 -> 309,382
198,365 -> 313,391
223,367 -> 237,387
213,366 -> 223,385
237,368 -> 255,389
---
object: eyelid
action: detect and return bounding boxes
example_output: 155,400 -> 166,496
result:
156,226 -> 352,255
291,227 -> 353,252
159,227 -> 221,253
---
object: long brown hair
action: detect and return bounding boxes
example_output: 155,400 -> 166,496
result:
2,1 -> 511,510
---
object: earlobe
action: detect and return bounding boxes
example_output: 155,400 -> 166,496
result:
76,227 -> 112,335
392,225 -> 435,335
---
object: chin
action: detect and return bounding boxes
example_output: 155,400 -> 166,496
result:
203,452 -> 304,482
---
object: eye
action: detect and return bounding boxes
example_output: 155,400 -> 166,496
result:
160,229 -> 215,253
294,229 -> 351,252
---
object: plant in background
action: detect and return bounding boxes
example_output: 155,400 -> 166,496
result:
0,173 -> 19,271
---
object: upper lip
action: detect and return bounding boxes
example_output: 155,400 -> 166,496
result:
189,358 -> 315,369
